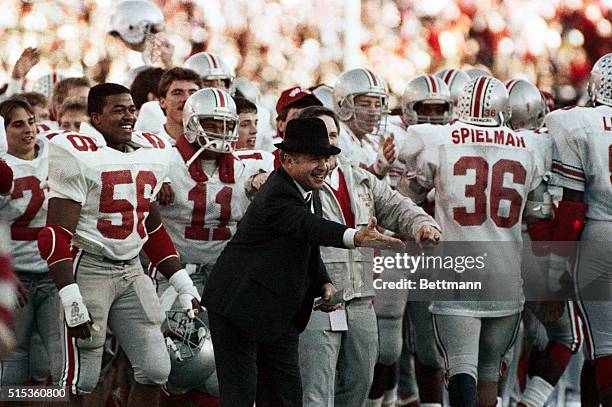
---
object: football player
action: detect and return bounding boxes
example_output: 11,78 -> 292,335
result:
399,76 -> 548,407
183,52 -> 234,92
504,78 -> 583,407
545,53 -> 612,407
0,98 -> 62,386
435,68 -> 471,113
38,83 -> 200,406
333,68 -> 395,177
154,88 -> 274,405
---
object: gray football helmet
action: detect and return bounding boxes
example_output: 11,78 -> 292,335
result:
588,53 -> 612,107
184,52 -> 233,91
505,79 -> 546,130
465,66 -> 492,79
232,77 -> 261,105
333,68 -> 389,135
182,88 -> 238,153
164,310 -> 218,395
434,68 -> 471,107
311,84 -> 334,109
109,0 -> 164,49
401,74 -> 453,125
457,76 -> 510,127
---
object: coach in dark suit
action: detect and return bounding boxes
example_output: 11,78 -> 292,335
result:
203,118 -> 403,407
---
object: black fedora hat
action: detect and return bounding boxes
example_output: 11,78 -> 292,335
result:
274,118 -> 341,156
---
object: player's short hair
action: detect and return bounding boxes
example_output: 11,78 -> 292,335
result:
16,92 -> 48,108
87,83 -> 131,116
0,97 -> 35,125
296,106 -> 340,132
52,77 -> 91,108
157,67 -> 202,99
130,67 -> 165,110
58,97 -> 88,119
234,96 -> 257,115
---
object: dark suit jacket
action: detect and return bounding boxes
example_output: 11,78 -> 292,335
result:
203,167 -> 348,343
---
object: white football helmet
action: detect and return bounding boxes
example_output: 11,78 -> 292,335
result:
164,310 -> 218,396
435,68 -> 471,107
505,79 -> 546,130
588,53 -> 612,107
401,74 -> 453,125
457,76 -> 510,127
333,68 -> 389,135
184,52 -> 233,90
465,66 -> 492,79
312,84 -> 334,109
109,0 -> 164,49
231,77 -> 261,105
183,88 -> 239,153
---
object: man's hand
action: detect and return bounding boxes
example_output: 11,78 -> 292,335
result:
415,225 -> 441,244
354,218 -> 405,251
59,283 -> 93,339
11,47 -> 40,80
169,269 -> 202,319
382,133 -> 396,165
415,224 -> 441,254
313,283 -> 343,312
157,182 -> 175,206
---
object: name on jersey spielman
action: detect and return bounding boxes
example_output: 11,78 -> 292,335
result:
373,278 -> 482,290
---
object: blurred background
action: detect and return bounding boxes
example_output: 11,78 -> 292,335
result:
0,0 -> 610,109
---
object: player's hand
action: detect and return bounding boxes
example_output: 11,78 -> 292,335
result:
16,280 -> 28,308
67,320 -> 95,340
415,225 -> 441,254
169,269 -> 202,319
157,182 -> 175,206
354,218 -> 405,251
11,47 -> 40,80
382,133 -> 396,164
159,36 -> 175,69
251,172 -> 270,191
59,283 -> 93,339
314,283 -> 343,312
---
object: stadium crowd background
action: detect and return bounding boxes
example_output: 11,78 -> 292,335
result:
0,0 -> 611,111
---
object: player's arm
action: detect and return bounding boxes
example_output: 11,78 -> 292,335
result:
143,204 -> 201,317
39,197 -> 93,339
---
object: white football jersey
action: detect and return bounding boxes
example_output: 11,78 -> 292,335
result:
546,105 -> 612,221
46,123 -> 172,260
159,142 -> 274,266
414,122 -> 547,241
0,138 -> 48,273
412,122 -> 548,317
338,122 -> 381,170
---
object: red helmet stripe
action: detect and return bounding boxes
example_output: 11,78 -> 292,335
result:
505,79 -> 517,92
216,89 -> 226,107
471,77 -> 489,118
207,53 -> 219,68
427,74 -> 438,93
443,69 -> 455,85
364,69 -> 379,87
